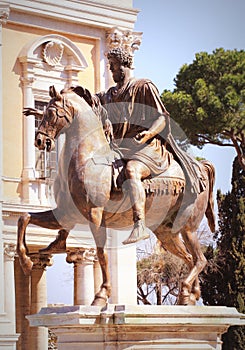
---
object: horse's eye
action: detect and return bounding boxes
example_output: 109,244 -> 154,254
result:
47,109 -> 56,119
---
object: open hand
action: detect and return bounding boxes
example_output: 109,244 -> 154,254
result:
23,108 -> 43,118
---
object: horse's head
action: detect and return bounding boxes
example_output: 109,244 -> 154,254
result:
35,86 -> 74,152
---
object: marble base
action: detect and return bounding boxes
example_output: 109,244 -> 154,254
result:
27,305 -> 245,350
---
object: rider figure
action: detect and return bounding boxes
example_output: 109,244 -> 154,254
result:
97,48 -> 173,245
38,47 -> 204,253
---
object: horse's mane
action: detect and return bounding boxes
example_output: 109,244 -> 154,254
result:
62,86 -> 105,121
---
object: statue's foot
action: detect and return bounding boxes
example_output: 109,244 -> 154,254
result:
39,229 -> 68,254
122,220 -> 150,245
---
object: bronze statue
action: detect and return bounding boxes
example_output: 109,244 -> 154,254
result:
17,80 -> 215,306
97,48 -> 172,245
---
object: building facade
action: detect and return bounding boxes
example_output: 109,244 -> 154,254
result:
0,1 -> 142,348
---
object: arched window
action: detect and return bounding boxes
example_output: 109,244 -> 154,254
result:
18,34 -> 88,204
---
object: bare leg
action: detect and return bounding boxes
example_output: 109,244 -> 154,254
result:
123,160 -> 151,245
89,207 -> 111,307
17,209 -> 63,275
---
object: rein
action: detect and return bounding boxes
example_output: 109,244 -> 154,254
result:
36,95 -> 74,141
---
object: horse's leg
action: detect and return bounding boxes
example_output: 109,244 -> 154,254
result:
17,209 -> 63,275
155,231 -> 195,305
39,229 -> 69,254
181,229 -> 207,301
89,207 -> 111,307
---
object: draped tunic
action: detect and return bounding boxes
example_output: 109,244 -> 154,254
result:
97,78 -> 172,175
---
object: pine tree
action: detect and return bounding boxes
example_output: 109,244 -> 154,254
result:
201,156 -> 245,349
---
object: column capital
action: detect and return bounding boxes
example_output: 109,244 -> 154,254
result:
66,248 -> 96,265
0,5 -> 10,25
4,243 -> 16,261
20,76 -> 36,88
105,26 -> 142,55
30,253 -> 53,270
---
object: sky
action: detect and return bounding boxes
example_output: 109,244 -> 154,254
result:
133,0 -> 245,93
47,0 -> 244,305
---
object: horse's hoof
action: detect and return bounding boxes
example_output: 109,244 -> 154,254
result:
192,286 -> 201,300
177,293 -> 190,305
20,257 -> 33,276
91,295 -> 108,307
189,293 -> 197,305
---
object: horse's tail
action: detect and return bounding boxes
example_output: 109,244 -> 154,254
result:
201,160 -> 216,233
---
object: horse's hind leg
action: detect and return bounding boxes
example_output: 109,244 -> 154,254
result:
155,231 -> 195,305
89,207 -> 111,307
181,229 -> 207,301
17,210 -> 63,275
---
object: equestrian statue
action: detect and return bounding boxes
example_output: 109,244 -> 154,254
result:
17,48 -> 215,306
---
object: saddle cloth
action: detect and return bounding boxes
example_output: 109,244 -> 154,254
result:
92,152 -> 185,197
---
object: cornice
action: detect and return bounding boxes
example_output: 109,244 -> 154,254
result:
2,201 -> 52,217
4,0 -> 139,30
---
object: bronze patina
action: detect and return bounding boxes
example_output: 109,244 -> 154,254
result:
17,79 -> 215,306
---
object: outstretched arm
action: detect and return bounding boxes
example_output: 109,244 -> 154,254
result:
23,108 -> 43,119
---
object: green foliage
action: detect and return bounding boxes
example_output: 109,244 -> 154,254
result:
161,48 -> 245,168
201,157 -> 245,349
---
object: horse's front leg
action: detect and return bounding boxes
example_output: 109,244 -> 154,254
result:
89,207 -> 111,307
17,210 -> 63,275
17,213 -> 33,275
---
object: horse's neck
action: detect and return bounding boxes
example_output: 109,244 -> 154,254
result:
65,106 -> 110,164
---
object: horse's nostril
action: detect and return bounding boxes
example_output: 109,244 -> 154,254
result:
46,139 -> 52,151
37,139 -> 42,147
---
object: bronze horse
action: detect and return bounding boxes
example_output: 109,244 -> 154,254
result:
17,86 -> 215,306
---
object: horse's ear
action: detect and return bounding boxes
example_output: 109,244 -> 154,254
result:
72,86 -> 93,107
49,86 -> 61,99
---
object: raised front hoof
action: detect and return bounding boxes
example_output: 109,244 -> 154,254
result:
91,295 -> 108,307
39,240 -> 67,255
19,256 -> 33,276
39,246 -> 66,255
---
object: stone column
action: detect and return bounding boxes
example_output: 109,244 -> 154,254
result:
19,72 -> 36,181
18,54 -> 39,204
0,4 -> 10,316
66,248 -> 96,305
29,254 -> 53,350
107,229 -> 138,305
14,257 -> 31,350
4,244 -> 17,325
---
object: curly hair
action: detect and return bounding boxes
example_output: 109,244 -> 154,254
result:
107,48 -> 133,68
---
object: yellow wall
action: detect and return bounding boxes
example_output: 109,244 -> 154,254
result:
2,23 -> 98,200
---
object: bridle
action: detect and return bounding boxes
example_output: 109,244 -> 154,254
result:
36,95 -> 74,142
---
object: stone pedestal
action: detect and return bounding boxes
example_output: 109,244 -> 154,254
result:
27,305 -> 245,350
